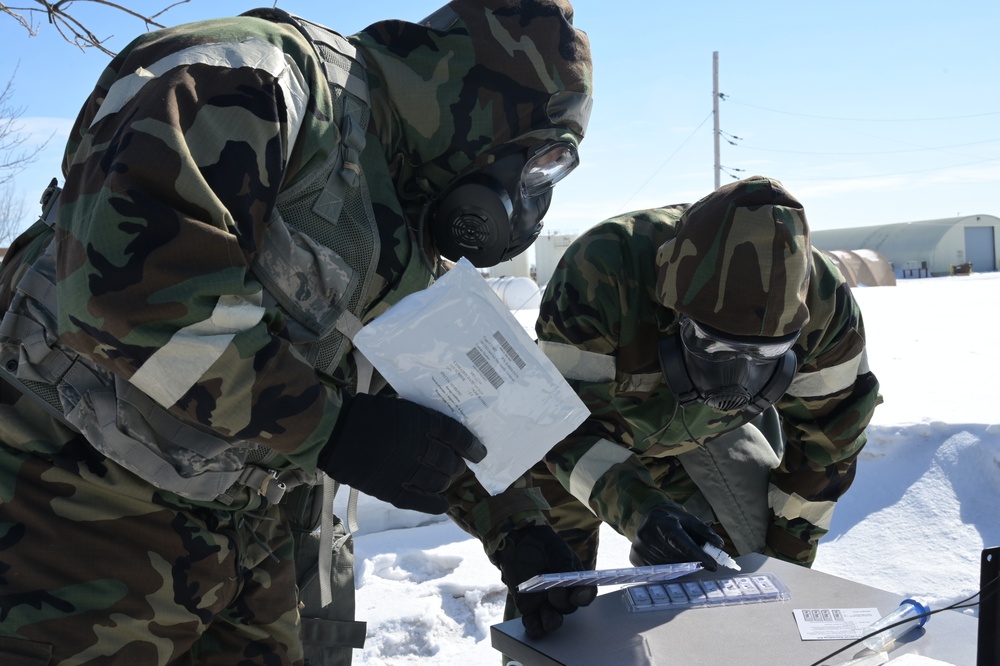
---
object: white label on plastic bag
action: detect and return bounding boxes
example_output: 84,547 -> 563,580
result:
352,258 -> 589,494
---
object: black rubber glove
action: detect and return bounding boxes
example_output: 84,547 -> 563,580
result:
318,393 -> 486,514
628,504 -> 726,571
492,524 -> 597,639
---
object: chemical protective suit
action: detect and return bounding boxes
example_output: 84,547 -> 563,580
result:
0,2 -> 592,664
488,176 -> 882,637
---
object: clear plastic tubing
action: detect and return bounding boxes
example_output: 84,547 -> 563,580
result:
861,597 -> 931,652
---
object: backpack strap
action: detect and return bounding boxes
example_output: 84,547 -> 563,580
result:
239,9 -> 377,660
240,6 -> 370,224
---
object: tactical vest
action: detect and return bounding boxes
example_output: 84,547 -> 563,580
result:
0,9 -> 411,506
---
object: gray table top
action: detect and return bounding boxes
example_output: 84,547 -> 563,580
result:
491,553 -> 979,666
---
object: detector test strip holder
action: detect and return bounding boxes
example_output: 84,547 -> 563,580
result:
623,572 -> 791,613
516,563 -> 791,611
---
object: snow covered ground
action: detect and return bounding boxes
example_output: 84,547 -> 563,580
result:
343,271 -> 1000,665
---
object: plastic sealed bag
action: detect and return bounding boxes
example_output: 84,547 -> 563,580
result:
352,259 -> 588,494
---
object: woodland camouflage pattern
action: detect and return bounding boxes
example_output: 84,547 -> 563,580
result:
0,1 -> 592,662
358,0 -> 593,198
43,0 -> 590,474
0,433 -> 299,664
530,181 -> 881,567
657,177 -> 812,337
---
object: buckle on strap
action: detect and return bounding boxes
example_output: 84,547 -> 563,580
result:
238,467 -> 288,503
39,178 -> 61,227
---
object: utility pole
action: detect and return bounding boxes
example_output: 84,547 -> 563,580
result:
713,51 -> 721,190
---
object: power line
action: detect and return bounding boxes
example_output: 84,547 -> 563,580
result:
723,97 -> 997,155
616,110 -> 714,213
787,155 -> 1000,181
733,136 -> 1000,156
636,75 -> 999,197
716,92 -> 1000,179
724,99 -> 1000,122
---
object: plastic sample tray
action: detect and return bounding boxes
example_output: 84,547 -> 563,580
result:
623,572 -> 790,612
517,562 -> 702,593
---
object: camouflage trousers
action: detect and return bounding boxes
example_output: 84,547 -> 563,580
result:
0,438 -> 304,665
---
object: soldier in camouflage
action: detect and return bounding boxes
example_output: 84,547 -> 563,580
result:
0,2 -> 593,664
483,176 -> 882,640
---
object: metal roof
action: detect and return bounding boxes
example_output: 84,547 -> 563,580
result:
810,215 -> 999,257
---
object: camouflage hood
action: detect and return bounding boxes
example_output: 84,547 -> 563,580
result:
350,0 -> 593,199
656,176 -> 812,337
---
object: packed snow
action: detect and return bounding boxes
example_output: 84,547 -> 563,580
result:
338,271 -> 1000,665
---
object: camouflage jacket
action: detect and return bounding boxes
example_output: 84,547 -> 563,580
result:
0,2 -> 593,514
532,206 -> 882,563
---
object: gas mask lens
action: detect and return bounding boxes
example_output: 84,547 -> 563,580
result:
520,142 -> 579,198
679,316 -> 799,362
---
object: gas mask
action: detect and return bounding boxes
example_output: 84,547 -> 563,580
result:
430,141 -> 579,268
659,316 -> 799,415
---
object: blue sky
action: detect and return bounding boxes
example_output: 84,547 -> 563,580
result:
2,0 -> 998,238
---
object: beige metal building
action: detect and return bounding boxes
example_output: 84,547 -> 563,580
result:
819,249 -> 896,287
810,214 -> 1000,278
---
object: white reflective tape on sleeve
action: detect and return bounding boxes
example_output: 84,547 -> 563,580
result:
92,39 -> 309,158
787,348 -> 869,398
568,438 -> 634,511
538,340 -> 615,383
768,484 -> 836,530
130,292 -> 266,408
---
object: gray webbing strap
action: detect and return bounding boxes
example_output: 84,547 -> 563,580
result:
319,475 -> 340,606
294,18 -> 370,106
345,341 -> 370,536
11,263 -> 56,310
317,325 -> 370,606
1,312 -> 69,375
334,311 -> 366,532
346,486 -> 360,535
234,466 -> 288,505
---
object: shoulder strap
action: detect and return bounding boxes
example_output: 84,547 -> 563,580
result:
241,7 -> 370,104
245,5 -> 373,244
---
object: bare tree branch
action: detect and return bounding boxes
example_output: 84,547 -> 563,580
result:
0,66 -> 50,243
0,180 -> 26,246
1,0 -> 192,56
0,67 -> 50,187
1,1 -> 198,242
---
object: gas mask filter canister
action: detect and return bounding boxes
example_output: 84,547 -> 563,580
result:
431,142 -> 579,267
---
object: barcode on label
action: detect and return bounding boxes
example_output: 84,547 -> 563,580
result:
467,347 -> 504,389
493,331 -> 526,369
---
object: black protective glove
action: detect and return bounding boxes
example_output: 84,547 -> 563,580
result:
628,504 -> 726,571
318,393 -> 486,514
492,524 -> 597,639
